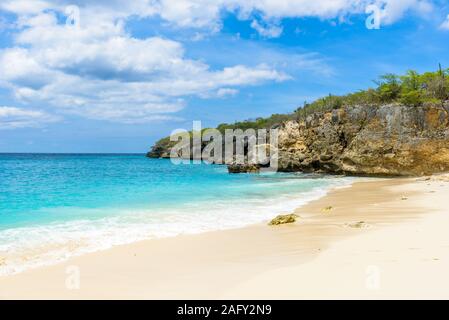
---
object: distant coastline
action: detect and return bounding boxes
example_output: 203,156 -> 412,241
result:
0,153 -> 147,155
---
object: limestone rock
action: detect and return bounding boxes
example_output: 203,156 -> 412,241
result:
268,214 -> 300,226
274,104 -> 449,176
344,221 -> 371,229
149,103 -> 449,177
228,163 -> 260,173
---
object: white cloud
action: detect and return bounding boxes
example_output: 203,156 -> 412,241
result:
250,20 -> 283,38
0,106 -> 60,129
0,0 -> 434,125
152,0 -> 433,30
0,0 -> 434,33
216,88 -> 239,98
374,0 -> 433,25
440,14 -> 449,30
0,0 -> 50,15
0,7 -> 288,124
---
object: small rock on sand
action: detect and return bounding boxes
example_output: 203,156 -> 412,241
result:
268,214 -> 300,226
419,175 -> 449,183
344,221 -> 371,229
322,206 -> 333,213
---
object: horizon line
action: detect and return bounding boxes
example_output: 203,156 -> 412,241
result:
0,152 -> 147,155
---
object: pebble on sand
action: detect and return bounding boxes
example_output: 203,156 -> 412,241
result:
322,206 -> 333,213
344,221 -> 371,229
268,214 -> 300,226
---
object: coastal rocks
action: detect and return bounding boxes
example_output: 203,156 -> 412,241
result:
268,214 -> 300,226
321,206 -> 333,213
344,221 -> 371,229
420,174 -> 449,182
148,103 -> 449,177
274,104 -> 449,176
146,147 -> 170,159
228,163 -> 260,173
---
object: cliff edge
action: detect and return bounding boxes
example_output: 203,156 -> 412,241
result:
275,103 -> 449,176
147,103 -> 449,177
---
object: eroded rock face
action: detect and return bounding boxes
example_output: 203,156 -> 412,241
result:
148,103 -> 449,176
276,103 -> 449,176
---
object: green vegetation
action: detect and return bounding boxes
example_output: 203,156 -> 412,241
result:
216,114 -> 294,133
149,67 -> 449,156
217,67 -> 449,131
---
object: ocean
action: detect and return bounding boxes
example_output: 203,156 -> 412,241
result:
0,154 -> 354,275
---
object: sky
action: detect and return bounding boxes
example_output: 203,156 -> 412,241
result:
0,0 -> 449,153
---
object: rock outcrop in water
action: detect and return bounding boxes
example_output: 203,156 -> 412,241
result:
227,163 -> 261,173
148,103 -> 449,177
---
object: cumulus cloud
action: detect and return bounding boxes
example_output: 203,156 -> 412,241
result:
0,0 -> 435,124
250,20 -> 283,38
216,88 -> 239,98
0,0 -> 50,15
0,6 -> 288,124
134,0 -> 433,31
0,106 -> 60,129
0,0 -> 434,34
374,0 -> 433,25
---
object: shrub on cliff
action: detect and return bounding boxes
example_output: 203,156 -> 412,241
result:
376,73 -> 402,102
294,66 -> 448,118
400,90 -> 423,107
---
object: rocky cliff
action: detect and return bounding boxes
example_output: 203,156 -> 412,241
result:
148,103 -> 449,177
275,103 -> 449,176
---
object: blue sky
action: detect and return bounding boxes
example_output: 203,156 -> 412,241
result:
0,0 -> 449,153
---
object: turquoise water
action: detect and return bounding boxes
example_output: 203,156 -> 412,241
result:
0,154 -> 353,274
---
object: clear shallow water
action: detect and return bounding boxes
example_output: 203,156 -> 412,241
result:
0,154 -> 354,275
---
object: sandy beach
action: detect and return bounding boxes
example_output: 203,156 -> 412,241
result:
1,175 -> 449,300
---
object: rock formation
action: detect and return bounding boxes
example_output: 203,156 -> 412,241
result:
148,103 -> 449,177
275,103 -> 449,176
268,214 -> 300,226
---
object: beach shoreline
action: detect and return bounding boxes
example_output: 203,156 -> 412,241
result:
1,175 -> 449,299
0,173 -> 354,277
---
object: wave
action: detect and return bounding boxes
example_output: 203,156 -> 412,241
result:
0,176 -> 355,276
